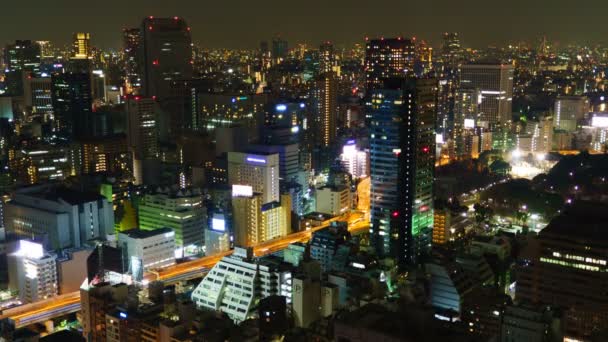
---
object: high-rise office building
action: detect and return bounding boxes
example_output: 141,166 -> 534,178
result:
369,77 -> 437,266
554,95 -> 589,132
460,63 -> 514,127
365,38 -> 415,91
138,188 -> 205,256
516,202 -> 608,340
441,32 -> 462,66
23,75 -> 53,116
453,88 -> 481,158
140,17 -> 193,100
227,152 -> 280,205
319,41 -> 336,74
51,71 -> 93,138
3,40 -> 41,96
125,96 -> 159,185
313,72 -> 338,148
73,32 -> 91,59
123,28 -> 142,93
272,37 -> 288,61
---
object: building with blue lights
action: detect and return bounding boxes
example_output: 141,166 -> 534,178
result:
368,77 -> 436,266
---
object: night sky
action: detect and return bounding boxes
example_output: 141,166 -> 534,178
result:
3,0 -> 608,49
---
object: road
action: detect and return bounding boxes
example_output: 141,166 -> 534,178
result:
1,178 -> 371,328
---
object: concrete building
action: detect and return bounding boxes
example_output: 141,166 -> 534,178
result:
339,140 -> 369,179
315,185 -> 351,216
310,223 -> 350,272
425,262 -> 476,314
232,188 -> 291,247
554,95 -> 589,132
125,96 -> 160,185
248,144 -> 300,184
191,247 -> 283,323
204,213 -> 230,255
227,152 -> 280,205
460,63 -> 514,126
118,228 -> 176,279
516,202 -> 608,340
500,304 -> 562,342
138,188 -> 205,257
8,240 -> 58,303
3,185 -> 114,250
80,282 -> 129,341
57,248 -> 93,294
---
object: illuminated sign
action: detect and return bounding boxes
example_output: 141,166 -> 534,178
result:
591,115 -> 608,128
232,184 -> 253,197
19,240 -> 43,259
436,133 -> 444,144
276,104 -> 287,112
246,156 -> 266,164
291,126 -> 300,133
464,118 -> 475,129
212,217 -> 226,232
352,262 -> 366,269
299,103 -> 306,108
119,312 -> 127,319
346,139 -> 356,145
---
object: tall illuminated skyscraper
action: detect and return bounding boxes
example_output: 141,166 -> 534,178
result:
51,71 -> 93,138
140,17 -> 193,99
441,32 -> 462,66
125,96 -> 160,184
365,37 -> 415,91
315,72 -> 338,148
319,41 -> 336,74
460,63 -> 514,127
123,28 -> 142,93
369,77 -> 437,266
72,32 -> 91,59
3,40 -> 41,96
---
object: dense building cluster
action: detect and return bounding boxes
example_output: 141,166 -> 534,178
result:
0,15 -> 607,342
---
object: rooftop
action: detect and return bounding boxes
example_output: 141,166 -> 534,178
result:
120,227 -> 173,239
542,201 -> 608,241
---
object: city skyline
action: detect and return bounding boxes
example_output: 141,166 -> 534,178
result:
4,0 -> 608,49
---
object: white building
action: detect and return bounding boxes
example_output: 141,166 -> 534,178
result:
3,185 -> 114,250
191,247 -> 283,323
228,152 -> 280,205
138,187 -> 205,257
339,141 -> 369,179
118,228 -> 175,278
9,240 -> 58,303
315,186 -> 351,216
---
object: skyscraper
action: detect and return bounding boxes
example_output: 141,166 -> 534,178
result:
319,41 -> 336,74
123,28 -> 142,93
365,37 -> 415,91
314,72 -> 338,148
441,32 -> 462,66
272,37 -> 288,61
369,77 -> 437,266
3,40 -> 41,96
125,96 -> 160,184
51,71 -> 93,138
227,152 -> 280,205
140,17 -> 193,99
460,63 -> 514,127
72,32 -> 91,59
